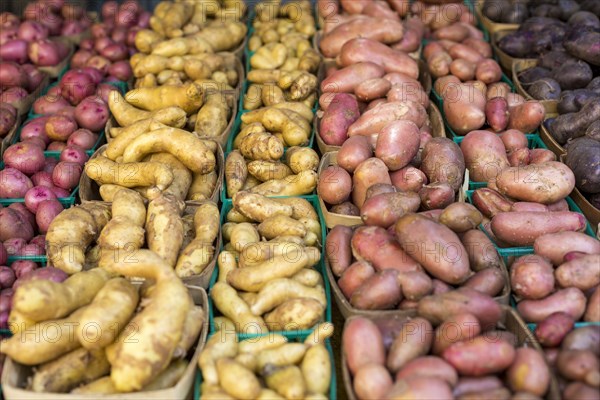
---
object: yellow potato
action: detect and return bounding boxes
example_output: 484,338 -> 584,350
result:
146,152 -> 192,201
176,203 -> 220,278
225,150 -> 247,198
187,169 -> 218,201
216,358 -> 262,399
211,282 -> 268,333
258,214 -> 307,239
125,83 -> 205,114
233,191 -> 293,222
250,278 -> 327,315
301,344 -> 331,395
244,84 -> 263,110
292,268 -> 322,287
274,197 -> 318,220
285,146 -> 319,174
264,298 -> 324,331
256,343 -> 307,369
238,334 -> 288,354
265,365 -> 305,399
247,160 -> 293,182
218,251 -> 238,284
198,332 -> 239,386
173,306 -> 205,358
146,194 -> 185,267
249,170 -> 318,196
229,222 -> 261,252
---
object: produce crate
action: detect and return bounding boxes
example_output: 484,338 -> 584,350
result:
474,0 -> 520,35
0,285 -> 209,400
465,191 -> 597,257
491,29 -> 536,74
193,334 -> 337,400
340,306 -> 560,400
209,196 -> 331,340
512,59 -> 558,114
431,73 -> 520,138
79,143 -> 224,204
453,134 -> 549,190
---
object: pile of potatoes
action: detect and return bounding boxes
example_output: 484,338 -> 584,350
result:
225,144 -> 319,198
343,301 -> 553,400
94,90 -> 222,202
212,192 -> 327,333
46,189 -> 219,280
533,324 -> 600,399
199,323 -> 332,399
1,238 -> 205,394
509,231 -> 600,324
318,136 -> 465,218
326,202 -> 508,311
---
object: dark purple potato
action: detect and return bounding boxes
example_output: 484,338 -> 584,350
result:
565,137 -> 600,194
568,11 -> 599,28
587,77 -> 600,95
564,26 -> 600,66
538,51 -> 578,70
518,67 -> 552,85
557,89 -> 599,114
588,193 -> 600,209
528,78 -> 562,100
558,0 -> 581,21
553,60 -> 593,90
586,120 -> 600,141
498,31 -> 534,58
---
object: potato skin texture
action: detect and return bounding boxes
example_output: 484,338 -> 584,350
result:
555,254 -> 600,291
534,231 -> 600,266
420,137 -> 465,191
510,254 -> 555,300
326,225 -> 353,277
442,336 -> 516,376
517,287 -> 587,323
460,130 -> 509,182
343,317 -> 386,375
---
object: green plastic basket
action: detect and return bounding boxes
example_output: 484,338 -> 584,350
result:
466,191 -> 597,257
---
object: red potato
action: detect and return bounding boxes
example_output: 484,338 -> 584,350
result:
487,82 -> 512,100
326,225 -> 353,277
460,130 -> 509,182
420,137 -> 465,191
424,42 -> 452,78
562,326 -> 600,354
320,62 -> 385,94
331,202 -> 360,216
418,182 -> 455,210
535,312 -> 576,347
60,69 -> 97,105
32,95 -> 71,116
555,254 -> 600,291
390,166 -> 427,192
395,356 -> 458,386
67,129 -> 98,151
506,348 -> 551,397
510,254 -> 554,300
491,211 -> 586,246
59,145 -> 89,166
338,38 -> 418,78
352,158 -> 391,208
396,270 -> 433,301
432,313 -> 481,355
3,238 -> 26,255
353,363 -> 392,400
475,59 -> 502,84
365,184 -> 396,200
0,62 -> 28,88
24,186 -> 56,213
471,188 -> 513,218
556,350 -> 600,386
3,142 -> 45,175
52,161 -> 82,190
0,208 -> 34,242
47,142 -> 66,152
355,78 -> 391,102
387,317 -> 433,372
450,59 -> 476,81
391,16 -> 423,53
351,226 -> 421,274
337,136 -> 372,173
319,165 -> 352,204
343,317 -> 386,375
348,101 -> 427,137
0,40 -> 29,64
361,192 -> 421,228
45,115 -> 77,142
375,120 -> 420,171
350,270 -> 402,310
395,214 -> 471,285
86,56 -> 111,75
453,376 -> 504,398
338,261 -> 375,299
366,98 -> 387,111
362,0 -> 399,20
449,44 -> 483,64
18,21 -> 49,41
517,287 -> 587,323
563,382 -> 600,400
443,83 -> 487,135
508,148 -> 530,166
0,168 -> 33,199
486,97 -> 509,132
461,229 -> 502,272
319,93 -> 360,146
9,203 -> 36,229
387,83 -> 429,108
497,161 -> 576,204
508,101 -> 545,133
28,39 -> 63,67
443,336 -> 516,376
506,93 -> 526,108
462,267 -> 505,297
101,43 -> 128,62
585,287 -> 600,322
36,199 -> 63,233
386,376 -> 453,399
511,202 -> 548,212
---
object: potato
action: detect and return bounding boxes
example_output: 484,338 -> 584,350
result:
250,279 -> 326,315
211,282 -> 268,333
326,225 -> 353,277
337,136 -> 373,173
390,166 -> 427,192
463,267 -> 505,297
510,255 -> 555,300
338,37 -> 418,78
460,130 -> 509,182
450,59 -> 476,81
386,376 -> 454,399
533,232 -> 600,266
318,166 -> 352,205
387,317 -> 433,372
338,261 -> 376,299
395,356 -> 458,387
420,137 -> 465,191
555,254 -> 600,291
505,348 -> 551,396
331,202 -> 360,216
353,363 -> 393,400
264,298 -> 324,331
273,197 -> 318,221
585,287 -> 600,322
508,101 -> 545,133
216,358 -> 261,399
343,317 -> 385,375
319,93 -> 360,146
534,312 -> 575,347
352,158 -> 392,208
233,192 -> 293,223
432,313 -> 481,355
348,101 -> 427,138
443,83 -> 486,135
361,192 -> 421,228
320,61 -> 385,94
350,270 -> 402,310
491,211 -> 587,247
418,288 -> 502,329
257,215 -> 307,239
557,349 -> 600,386
475,59 -> 502,84
443,336 -> 515,376
395,214 -> 471,285
438,203 -> 482,233
249,170 -> 318,197
302,343 -> 331,395
517,287 -> 587,323
285,147 -> 319,175
418,183 -> 455,210
375,120 -> 420,171
351,226 -> 420,273
365,183 -> 396,200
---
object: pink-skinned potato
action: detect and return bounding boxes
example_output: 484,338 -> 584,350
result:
0,208 -> 34,242
500,129 -> 528,152
3,142 -> 45,175
361,191 -> 421,228
443,83 -> 486,135
375,120 -> 420,171
420,137 -> 465,191
510,254 -> 555,300
491,211 -> 586,246
511,202 -> 548,212
395,213 -> 471,284
326,225 -> 353,278
387,317 -> 433,372
475,59 -> 502,84
508,147 -> 530,167
506,348 -> 551,396
584,287 -> 599,322
561,326 -> 600,355
365,183 -> 396,200
432,312 -> 481,355
418,288 -> 502,329
556,350 -> 600,386
461,229 -> 503,271
352,158 -> 391,208
331,202 -> 360,216
338,261 -> 375,299
351,226 -> 421,274
319,93 -> 360,146
534,312 -> 575,347
320,62 -> 385,94
343,317 -> 386,375
0,168 -> 33,198
555,254 -> 600,291
395,356 -> 458,387
353,363 -> 393,400
355,78 -> 391,102
348,101 -> 427,137
485,97 -> 509,132
74,96 -> 109,132
442,336 -> 516,376
508,101 -> 545,133
386,377 -> 453,399
471,188 -> 513,218
462,267 -> 505,297
529,148 -> 556,164
439,203 -> 482,233
517,287 -> 587,323
350,270 -> 402,310
387,82 -> 429,109
318,165 -> 352,205
450,58 -> 476,81
52,161 -> 82,190
390,166 -> 427,192
337,136 -> 372,173
397,270 -> 433,301
563,382 -> 600,400
453,376 -> 504,398
45,115 -> 77,142
28,39 -> 62,67
495,161 -> 575,204
36,199 -> 63,233
418,182 -> 455,210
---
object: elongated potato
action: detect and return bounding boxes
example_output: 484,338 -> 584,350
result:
326,225 -> 353,277
146,194 -> 185,266
442,336 -> 516,376
351,270 -> 402,310
250,278 -> 326,315
387,317 -> 433,373
506,348 -> 550,397
176,203 -> 219,278
555,254 -> 600,291
265,298 -> 324,331
395,356 -> 458,387
233,192 -> 293,222
461,130 -> 509,182
302,344 -> 331,395
216,358 -> 262,399
351,226 -> 420,273
533,232 -> 600,266
211,282 -> 268,333
125,83 -> 205,114
249,170 -> 318,197
343,317 -> 385,375
256,343 -> 307,369
517,287 -> 587,323
258,214 -> 307,239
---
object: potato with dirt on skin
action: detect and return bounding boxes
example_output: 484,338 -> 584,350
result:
318,165 -> 352,205
460,130 -> 510,183
420,137 -> 465,191
510,254 -> 555,300
439,203 -> 482,233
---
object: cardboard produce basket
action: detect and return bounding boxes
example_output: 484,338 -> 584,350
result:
79,143 -> 224,204
539,114 -> 565,157
1,285 -> 209,400
475,0 -> 520,35
512,59 -> 558,114
341,307 -> 561,400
